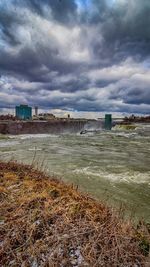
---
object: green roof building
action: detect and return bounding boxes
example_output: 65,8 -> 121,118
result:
15,105 -> 32,120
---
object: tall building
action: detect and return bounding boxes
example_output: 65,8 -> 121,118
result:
35,106 -> 38,116
15,105 -> 32,120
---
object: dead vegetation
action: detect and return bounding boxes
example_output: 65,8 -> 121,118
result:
0,161 -> 149,267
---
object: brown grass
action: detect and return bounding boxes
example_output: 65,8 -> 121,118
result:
0,161 -> 149,267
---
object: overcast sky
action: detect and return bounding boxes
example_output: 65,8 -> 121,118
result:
0,0 -> 150,117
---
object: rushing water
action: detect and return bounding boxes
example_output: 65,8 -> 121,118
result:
0,123 -> 150,222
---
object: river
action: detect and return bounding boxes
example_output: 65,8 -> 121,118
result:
0,123 -> 150,222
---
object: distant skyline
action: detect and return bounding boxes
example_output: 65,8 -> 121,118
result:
0,0 -> 150,117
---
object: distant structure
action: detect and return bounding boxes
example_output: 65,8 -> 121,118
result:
38,113 -> 55,120
15,105 -> 32,120
105,114 -> 112,130
68,114 -> 70,119
35,106 -> 38,116
0,114 -> 16,121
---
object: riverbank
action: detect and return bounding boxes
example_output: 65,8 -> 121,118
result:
0,161 -> 149,266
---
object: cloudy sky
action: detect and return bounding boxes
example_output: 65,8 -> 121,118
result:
0,0 -> 150,117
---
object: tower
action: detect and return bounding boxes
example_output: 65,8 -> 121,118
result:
35,106 -> 38,116
105,114 -> 112,130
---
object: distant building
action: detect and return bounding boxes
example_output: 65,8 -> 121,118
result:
15,105 -> 32,120
38,113 -> 55,120
35,106 -> 38,116
0,114 -> 16,121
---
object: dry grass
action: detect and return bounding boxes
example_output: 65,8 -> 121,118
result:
0,161 -> 150,267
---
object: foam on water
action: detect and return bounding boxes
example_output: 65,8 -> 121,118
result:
0,140 -> 20,147
9,134 -> 58,140
72,168 -> 150,184
28,147 -> 42,151
111,132 -> 137,138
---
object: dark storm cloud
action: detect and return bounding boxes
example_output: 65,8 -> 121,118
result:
123,87 -> 150,105
89,0 -> 150,63
32,0 -> 77,23
110,87 -> 150,106
12,0 -> 78,24
0,0 -> 150,114
0,0 -> 84,80
0,6 -> 21,45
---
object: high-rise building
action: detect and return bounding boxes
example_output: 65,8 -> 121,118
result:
15,105 -> 32,120
35,106 -> 38,116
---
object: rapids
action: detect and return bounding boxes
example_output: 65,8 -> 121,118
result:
0,123 -> 150,222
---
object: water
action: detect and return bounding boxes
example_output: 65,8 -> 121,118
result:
0,124 -> 150,222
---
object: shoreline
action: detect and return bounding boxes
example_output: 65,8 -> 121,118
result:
0,161 -> 149,266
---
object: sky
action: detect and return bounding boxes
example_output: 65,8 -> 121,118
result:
0,0 -> 150,118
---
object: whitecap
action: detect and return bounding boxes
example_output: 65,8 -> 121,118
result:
0,141 -> 20,147
28,147 -> 42,151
